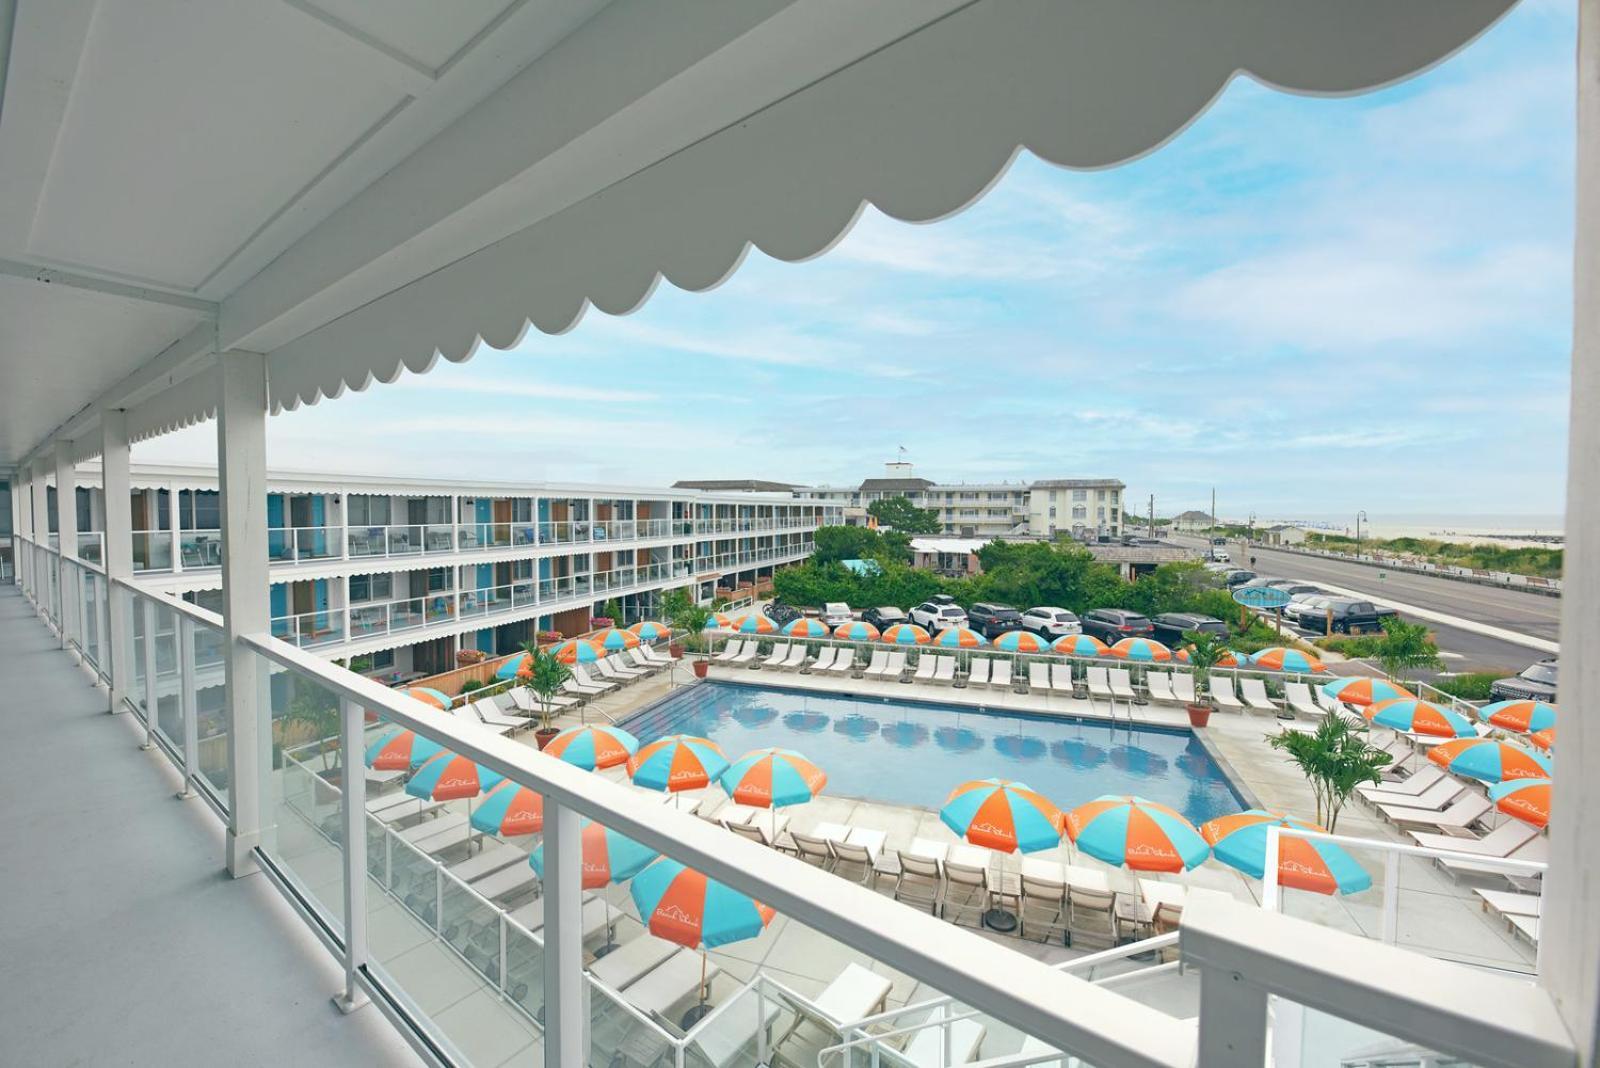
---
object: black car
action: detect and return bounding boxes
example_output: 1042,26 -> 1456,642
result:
967,602 -> 1025,639
1489,659 -> 1559,703
1223,570 -> 1257,587
929,593 -> 958,606
862,605 -> 909,631
1151,612 -> 1229,646
1317,598 -> 1388,634
1080,609 -> 1156,643
763,600 -> 801,627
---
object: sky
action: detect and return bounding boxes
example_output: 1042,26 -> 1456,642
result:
139,1 -> 1577,522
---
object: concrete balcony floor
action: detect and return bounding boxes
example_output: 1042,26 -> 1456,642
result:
0,587 -> 420,1067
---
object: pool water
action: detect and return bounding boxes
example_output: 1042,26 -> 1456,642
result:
621,682 -> 1248,825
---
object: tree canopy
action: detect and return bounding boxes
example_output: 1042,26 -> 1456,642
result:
866,496 -> 942,534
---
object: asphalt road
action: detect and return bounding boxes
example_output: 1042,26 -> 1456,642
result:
1169,535 -> 1558,675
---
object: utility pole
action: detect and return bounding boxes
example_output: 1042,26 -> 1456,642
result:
1210,487 -> 1216,540
1148,494 -> 1155,537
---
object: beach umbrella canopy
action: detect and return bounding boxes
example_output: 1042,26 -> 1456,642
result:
364,727 -> 445,771
703,612 -> 735,631
1489,778 -> 1551,828
530,819 -> 659,887
1529,727 -> 1555,751
833,620 -> 881,642
470,782 -> 544,836
494,652 -> 533,681
1322,677 -> 1413,708
403,686 -> 453,709
552,638 -> 603,664
1366,698 -> 1475,739
1175,647 -> 1246,667
1054,634 -> 1109,658
1199,810 -> 1371,895
1427,737 -> 1552,783
880,623 -> 931,645
720,748 -> 827,808
782,617 -> 831,639
730,612 -> 777,635
406,752 -> 504,801
1065,795 -> 1210,873
594,627 -> 641,651
1107,637 -> 1173,662
630,859 -> 776,950
1477,700 -> 1558,735
994,630 -> 1050,654
628,735 -> 730,793
628,620 -> 671,641
1249,647 -> 1325,674
933,626 -> 987,648
544,724 -> 640,770
941,778 -> 1065,854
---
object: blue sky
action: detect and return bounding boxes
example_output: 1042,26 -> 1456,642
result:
142,2 -> 1576,520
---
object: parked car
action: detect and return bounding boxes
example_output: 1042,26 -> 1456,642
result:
1283,594 -> 1334,628
1223,569 -> 1256,587
1151,612 -> 1229,646
1080,608 -> 1156,643
1311,598 -> 1387,634
821,602 -> 853,627
1266,581 -> 1323,598
1489,659 -> 1559,703
910,601 -> 968,633
862,605 -> 909,631
763,600 -> 801,627
1021,606 -> 1081,639
1207,548 -> 1231,563
967,602 -> 1025,639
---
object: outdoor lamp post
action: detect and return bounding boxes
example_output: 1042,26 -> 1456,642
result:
1356,510 -> 1368,559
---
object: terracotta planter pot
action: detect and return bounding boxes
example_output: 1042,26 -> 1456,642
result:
668,642 -> 685,658
1186,703 -> 1212,728
534,727 -> 561,750
692,659 -> 710,679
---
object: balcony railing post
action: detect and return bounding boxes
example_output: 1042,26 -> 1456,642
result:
542,798 -> 586,1066
1381,851 -> 1401,945
141,597 -> 158,751
177,616 -> 200,799
1194,964 -> 1269,1068
334,696 -> 371,1014
54,439 -> 78,652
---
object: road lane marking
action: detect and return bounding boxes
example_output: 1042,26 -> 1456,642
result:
1301,578 -> 1559,656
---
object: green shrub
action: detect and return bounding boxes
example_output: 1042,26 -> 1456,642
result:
459,678 -> 484,693
1429,673 -> 1504,701
1313,633 -> 1385,658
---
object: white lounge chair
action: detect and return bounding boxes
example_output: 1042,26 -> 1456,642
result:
589,655 -> 639,682
934,656 -> 957,684
991,660 -> 1013,690
778,644 -> 808,669
1284,681 -> 1322,718
468,699 -> 528,732
507,689 -> 578,715
1358,765 -> 1447,801
1409,820 -> 1538,856
561,677 -> 605,700
965,657 -> 990,688
882,650 -> 907,680
1316,687 -> 1352,717
913,655 -> 938,683
623,947 -> 719,1019
589,933 -> 682,991
638,642 -> 675,665
1086,667 -> 1113,704
471,860 -> 538,901
1382,792 -> 1491,832
714,639 -> 744,663
806,647 -> 838,673
1145,672 -> 1177,703
1049,663 -> 1075,694
627,646 -> 669,672
771,962 -> 895,1060
1372,778 -> 1467,816
894,1018 -> 986,1067
862,650 -> 891,677
761,641 -> 791,668
731,642 -> 759,665
448,842 -> 525,881
571,664 -> 618,691
1440,835 -> 1547,884
1028,662 -> 1051,692
605,652 -> 649,678
508,894 -> 612,941
1209,674 -> 1244,710
449,703 -> 514,735
1239,677 -> 1278,713
832,828 -> 887,884
827,647 -> 857,674
1108,669 -> 1135,703
1171,671 -> 1196,704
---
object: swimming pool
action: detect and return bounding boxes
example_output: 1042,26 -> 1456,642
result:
620,681 -> 1248,825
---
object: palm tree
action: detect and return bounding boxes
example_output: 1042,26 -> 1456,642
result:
520,643 -> 572,733
1268,713 -> 1392,832
1181,630 -> 1227,707
1373,618 -> 1443,684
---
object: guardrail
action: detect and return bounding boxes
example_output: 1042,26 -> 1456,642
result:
1242,540 -> 1562,596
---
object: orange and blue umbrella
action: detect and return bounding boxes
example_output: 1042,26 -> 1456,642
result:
630,859 -> 776,950
470,782 -> 544,836
1322,677 -> 1413,708
730,612 -> 777,635
783,617 -> 831,639
406,751 -> 504,800
933,626 -> 987,648
1199,811 -> 1370,895
881,623 -> 931,645
529,819 -> 658,888
994,630 -> 1049,654
544,724 -> 639,770
1107,637 -> 1172,663
628,735 -> 730,793
403,686 -> 453,709
1249,647 -> 1325,674
703,612 -> 734,631
628,620 -> 671,641
364,727 -> 445,770
552,638 -> 603,665
1477,700 -> 1557,735
1427,737 -> 1552,783
1174,647 -> 1247,667
594,627 -> 640,651
833,620 -> 880,642
720,748 -> 826,809
1054,634 -> 1109,658
1065,795 -> 1210,872
1530,727 -> 1555,751
941,778 -> 1064,854
1490,778 -> 1551,828
494,651 -> 533,681
1367,698 -> 1474,739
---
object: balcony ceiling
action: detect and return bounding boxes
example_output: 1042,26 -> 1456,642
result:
0,0 -> 1514,469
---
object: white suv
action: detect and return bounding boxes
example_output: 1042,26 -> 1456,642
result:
821,602 -> 853,627
1021,606 -> 1081,638
910,601 -> 968,632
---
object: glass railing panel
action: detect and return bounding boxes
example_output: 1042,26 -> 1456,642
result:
349,604 -> 387,637
390,598 -> 427,632
150,602 -> 184,753
424,593 -> 456,624
295,526 -> 339,561
178,529 -> 223,568
272,610 -> 346,648
347,527 -> 387,558
264,655 -> 347,937
388,525 -> 425,555
422,524 -> 455,553
77,532 -> 104,565
1273,998 -> 1486,1068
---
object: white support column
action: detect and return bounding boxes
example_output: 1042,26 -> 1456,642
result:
168,480 -> 182,573
1195,966 -> 1269,1068
54,440 -> 78,651
16,466 -> 32,597
218,350 -> 271,877
541,799 -> 586,1067
1543,1 -> 1600,1060
31,462 -> 50,620
334,696 -> 370,1014
103,411 -> 134,713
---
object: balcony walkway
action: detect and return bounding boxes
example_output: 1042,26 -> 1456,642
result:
0,587 -> 420,1067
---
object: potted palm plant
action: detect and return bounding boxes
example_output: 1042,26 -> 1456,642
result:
1268,713 -> 1392,832
520,643 -> 572,749
665,595 -> 714,678
1180,630 -> 1226,728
